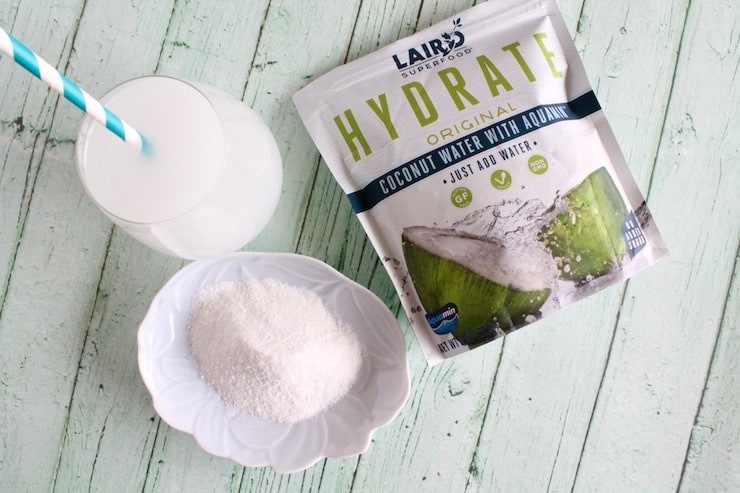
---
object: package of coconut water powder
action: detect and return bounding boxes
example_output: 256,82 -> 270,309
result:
293,0 -> 667,365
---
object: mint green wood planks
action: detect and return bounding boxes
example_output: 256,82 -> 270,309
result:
0,0 -> 737,491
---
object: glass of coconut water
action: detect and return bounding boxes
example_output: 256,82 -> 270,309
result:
76,76 -> 282,259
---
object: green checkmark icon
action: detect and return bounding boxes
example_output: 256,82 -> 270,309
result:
491,169 -> 512,190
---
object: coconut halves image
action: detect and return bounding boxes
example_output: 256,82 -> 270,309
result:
402,226 -> 554,347
538,167 -> 629,283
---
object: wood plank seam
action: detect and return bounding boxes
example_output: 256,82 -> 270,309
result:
152,2 -> 181,75
48,227 -> 115,491
677,238 -> 740,489
570,284 -> 629,489
640,0 -> 695,200
462,339 -> 507,490
238,3 -> 274,101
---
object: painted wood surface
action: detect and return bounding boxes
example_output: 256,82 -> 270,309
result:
0,0 -> 737,492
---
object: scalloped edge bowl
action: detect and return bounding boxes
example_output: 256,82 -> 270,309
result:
137,252 -> 410,473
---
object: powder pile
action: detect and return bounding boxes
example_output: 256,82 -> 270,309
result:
187,278 -> 363,424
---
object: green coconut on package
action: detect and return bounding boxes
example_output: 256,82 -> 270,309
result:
538,167 -> 629,283
402,226 -> 553,347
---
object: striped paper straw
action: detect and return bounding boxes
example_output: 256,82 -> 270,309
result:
0,27 -> 151,153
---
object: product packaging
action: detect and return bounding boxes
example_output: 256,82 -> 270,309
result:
294,0 -> 667,365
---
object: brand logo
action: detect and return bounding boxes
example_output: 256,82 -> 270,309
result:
392,18 -> 465,72
425,302 -> 459,335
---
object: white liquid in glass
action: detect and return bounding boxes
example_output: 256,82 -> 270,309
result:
77,76 -> 282,259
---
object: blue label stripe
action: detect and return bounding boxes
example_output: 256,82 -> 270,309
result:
103,107 -> 126,141
621,211 -> 647,258
347,91 -> 602,214
10,35 -> 41,78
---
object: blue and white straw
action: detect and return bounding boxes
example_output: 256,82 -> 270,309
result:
0,27 -> 151,153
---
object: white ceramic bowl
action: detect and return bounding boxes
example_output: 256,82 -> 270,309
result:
137,252 -> 410,473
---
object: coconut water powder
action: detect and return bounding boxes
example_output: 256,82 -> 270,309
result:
293,0 -> 667,365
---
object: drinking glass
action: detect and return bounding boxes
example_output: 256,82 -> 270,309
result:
76,75 -> 282,259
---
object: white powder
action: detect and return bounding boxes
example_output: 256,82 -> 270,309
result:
187,278 -> 363,424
